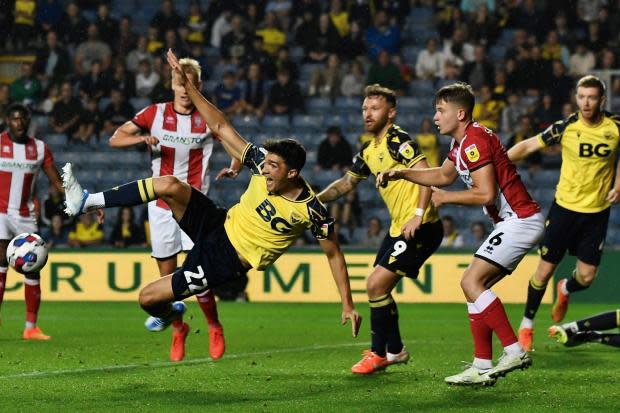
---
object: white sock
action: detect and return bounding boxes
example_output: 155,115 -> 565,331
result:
520,317 -> 534,329
504,342 -> 524,356
473,357 -> 493,371
83,192 -> 105,212
560,279 -> 569,295
25,321 -> 35,329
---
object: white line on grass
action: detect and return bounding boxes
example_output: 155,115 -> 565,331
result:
0,341 -> 371,380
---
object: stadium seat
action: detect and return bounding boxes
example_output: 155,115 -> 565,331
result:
306,97 -> 332,114
232,115 -> 261,129
262,115 -> 290,133
335,96 -> 362,113
45,133 -> 66,146
409,79 -> 435,96
129,97 -> 151,112
322,113 -> 348,129
292,114 -> 323,133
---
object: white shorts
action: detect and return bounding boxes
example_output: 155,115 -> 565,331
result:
148,202 -> 194,259
474,213 -> 545,273
0,213 -> 38,240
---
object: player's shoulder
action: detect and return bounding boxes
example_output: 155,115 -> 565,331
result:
603,111 -> 620,129
385,124 -> 412,149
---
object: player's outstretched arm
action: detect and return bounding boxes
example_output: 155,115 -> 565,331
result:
506,136 -> 544,163
376,158 -> 457,188
319,232 -> 361,338
167,49 -> 247,161
430,163 -> 497,208
317,174 -> 361,203
109,121 -> 159,148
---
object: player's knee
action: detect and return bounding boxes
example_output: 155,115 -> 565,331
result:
459,272 -> 477,295
576,269 -> 596,286
156,175 -> 183,196
366,277 -> 384,298
138,286 -> 158,310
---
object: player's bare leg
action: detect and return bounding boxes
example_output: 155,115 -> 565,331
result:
552,260 -> 597,323
519,259 -> 556,351
352,266 -> 405,374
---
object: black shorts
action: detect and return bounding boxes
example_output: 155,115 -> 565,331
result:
171,188 -> 247,300
374,219 -> 443,279
539,201 -> 610,266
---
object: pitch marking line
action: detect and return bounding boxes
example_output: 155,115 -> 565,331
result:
0,341 -> 370,380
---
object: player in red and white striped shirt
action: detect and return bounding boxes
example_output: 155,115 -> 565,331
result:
109,58 -> 226,362
0,103 -> 65,340
377,83 -> 544,386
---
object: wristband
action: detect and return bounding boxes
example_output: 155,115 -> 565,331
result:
415,208 -> 425,217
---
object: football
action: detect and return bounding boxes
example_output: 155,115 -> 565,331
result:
7,233 -> 49,274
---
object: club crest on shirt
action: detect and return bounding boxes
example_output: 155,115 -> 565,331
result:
465,144 -> 479,162
290,211 -> 303,224
398,142 -> 414,160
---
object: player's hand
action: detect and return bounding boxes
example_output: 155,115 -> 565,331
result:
375,169 -> 401,188
607,188 -> 620,204
167,49 -> 188,89
401,215 -> 422,241
95,209 -> 105,224
430,186 -> 447,208
141,136 -> 159,146
215,167 -> 239,180
342,308 -> 362,338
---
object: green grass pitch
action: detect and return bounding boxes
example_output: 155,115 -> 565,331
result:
0,301 -> 618,412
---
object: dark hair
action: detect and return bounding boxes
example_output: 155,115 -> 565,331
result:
577,75 -> 606,97
6,102 -> 30,119
364,84 -> 396,107
264,139 -> 306,171
434,82 -> 475,118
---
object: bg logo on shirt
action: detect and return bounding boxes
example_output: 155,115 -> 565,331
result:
465,144 -> 480,162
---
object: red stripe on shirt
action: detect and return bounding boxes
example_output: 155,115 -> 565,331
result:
0,171 -> 12,213
24,138 -> 37,160
0,132 -> 13,159
187,148 -> 203,190
157,146 -> 175,209
19,172 -> 33,217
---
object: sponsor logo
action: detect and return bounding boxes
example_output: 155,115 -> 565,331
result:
161,134 -> 205,145
398,142 -> 414,160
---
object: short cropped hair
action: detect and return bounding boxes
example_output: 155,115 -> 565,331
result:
177,57 -> 201,80
364,84 -> 397,107
576,75 -> 606,97
434,82 -> 475,118
6,102 -> 30,119
264,139 -> 306,171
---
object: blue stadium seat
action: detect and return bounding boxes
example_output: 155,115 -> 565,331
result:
98,97 -> 111,111
45,134 -> 66,146
323,113 -> 348,129
409,79 -> 435,96
299,64 -> 321,81
292,114 -> 323,133
306,97 -> 332,114
335,96 -> 362,113
232,115 -> 260,129
129,97 -> 151,112
401,46 -> 421,64
262,115 -> 290,132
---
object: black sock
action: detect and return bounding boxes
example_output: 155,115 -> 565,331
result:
524,276 -> 548,320
369,294 -> 393,357
385,300 -> 403,354
103,178 -> 157,208
565,273 -> 588,294
599,333 -> 620,348
577,310 -> 620,331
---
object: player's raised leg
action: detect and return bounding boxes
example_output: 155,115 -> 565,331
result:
550,309 -> 620,347
62,163 -> 191,220
140,274 -> 187,332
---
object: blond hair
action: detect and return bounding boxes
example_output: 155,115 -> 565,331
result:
364,84 -> 397,107
174,57 -> 201,80
576,75 -> 605,97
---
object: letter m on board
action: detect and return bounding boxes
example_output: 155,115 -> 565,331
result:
264,263 -> 310,293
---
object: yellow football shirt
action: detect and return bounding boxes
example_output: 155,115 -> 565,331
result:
347,124 -> 440,237
415,132 -> 440,167
537,111 -> 620,213
225,144 -> 332,270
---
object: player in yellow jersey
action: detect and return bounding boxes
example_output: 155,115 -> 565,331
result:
508,75 -> 620,351
318,85 -> 443,374
62,49 -> 362,342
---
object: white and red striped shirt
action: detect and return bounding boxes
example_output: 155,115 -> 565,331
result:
0,132 -> 54,217
447,122 -> 540,223
132,102 -> 214,209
